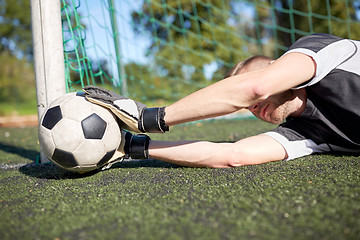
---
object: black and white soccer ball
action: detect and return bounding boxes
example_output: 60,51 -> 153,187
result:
38,92 -> 121,172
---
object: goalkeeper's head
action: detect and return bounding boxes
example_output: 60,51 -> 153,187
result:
226,55 -> 305,125
225,55 -> 273,78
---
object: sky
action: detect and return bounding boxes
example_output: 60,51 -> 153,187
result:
65,0 -> 153,85
79,0 -> 150,64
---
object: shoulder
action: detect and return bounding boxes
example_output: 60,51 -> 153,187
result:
286,34 -> 358,88
288,33 -> 344,52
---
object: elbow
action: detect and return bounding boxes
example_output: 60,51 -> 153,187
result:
203,142 -> 266,168
223,148 -> 254,168
227,71 -> 273,109
226,157 -> 250,168
205,153 -> 256,169
251,84 -> 271,102
246,70 -> 274,103
233,78 -> 271,108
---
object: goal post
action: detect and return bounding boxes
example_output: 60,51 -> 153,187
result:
31,0 -> 66,121
31,0 -> 66,163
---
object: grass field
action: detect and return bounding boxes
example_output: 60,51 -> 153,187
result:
1,119 -> 359,240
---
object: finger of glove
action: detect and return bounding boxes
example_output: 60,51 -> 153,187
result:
84,86 -> 128,101
101,151 -> 125,170
101,130 -> 129,170
84,86 -> 147,122
85,94 -> 117,106
83,86 -> 147,112
108,149 -> 125,163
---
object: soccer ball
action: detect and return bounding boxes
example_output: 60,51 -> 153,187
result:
38,92 -> 122,172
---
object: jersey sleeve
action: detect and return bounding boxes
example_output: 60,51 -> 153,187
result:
263,121 -> 360,160
283,34 -> 358,88
263,130 -> 331,160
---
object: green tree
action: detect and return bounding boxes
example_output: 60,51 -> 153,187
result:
131,0 -> 250,100
0,0 -> 36,115
125,62 -> 175,104
268,0 -> 360,56
0,0 -> 33,58
0,53 -> 36,115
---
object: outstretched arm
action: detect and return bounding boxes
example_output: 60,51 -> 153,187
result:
147,134 -> 287,168
164,52 -> 316,126
84,52 -> 315,132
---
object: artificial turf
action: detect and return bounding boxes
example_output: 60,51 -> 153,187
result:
0,119 -> 359,240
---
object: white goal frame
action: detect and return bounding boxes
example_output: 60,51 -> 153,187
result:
31,0 -> 66,163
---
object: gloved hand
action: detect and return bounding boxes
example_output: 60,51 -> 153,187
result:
98,130 -> 127,170
100,130 -> 151,170
83,86 -> 169,133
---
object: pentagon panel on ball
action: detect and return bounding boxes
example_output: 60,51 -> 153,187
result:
38,92 -> 122,172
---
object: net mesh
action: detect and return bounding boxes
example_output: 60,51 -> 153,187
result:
61,0 -> 360,104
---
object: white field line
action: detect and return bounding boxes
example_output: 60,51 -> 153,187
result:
0,163 -> 28,170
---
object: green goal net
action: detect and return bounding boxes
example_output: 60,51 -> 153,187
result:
61,0 -> 360,105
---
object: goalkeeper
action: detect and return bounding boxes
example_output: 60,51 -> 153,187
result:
84,33 -> 360,168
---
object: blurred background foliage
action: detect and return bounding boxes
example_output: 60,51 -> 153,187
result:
0,0 -> 35,116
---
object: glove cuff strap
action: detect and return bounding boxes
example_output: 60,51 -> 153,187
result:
140,107 -> 169,133
124,132 -> 151,159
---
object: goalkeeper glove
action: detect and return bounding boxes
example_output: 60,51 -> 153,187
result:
101,130 -> 151,170
83,86 -> 169,133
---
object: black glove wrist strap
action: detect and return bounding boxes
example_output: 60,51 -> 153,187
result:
124,132 -> 151,159
139,107 -> 169,133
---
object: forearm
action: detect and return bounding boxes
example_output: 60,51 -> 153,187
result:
147,135 -> 287,168
164,74 -> 258,126
148,140 -> 233,168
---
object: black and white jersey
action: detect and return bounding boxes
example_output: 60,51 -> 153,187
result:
263,33 -> 360,160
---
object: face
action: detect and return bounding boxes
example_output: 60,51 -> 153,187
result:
247,90 -> 298,124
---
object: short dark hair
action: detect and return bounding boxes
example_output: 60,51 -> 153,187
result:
225,55 -> 273,78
